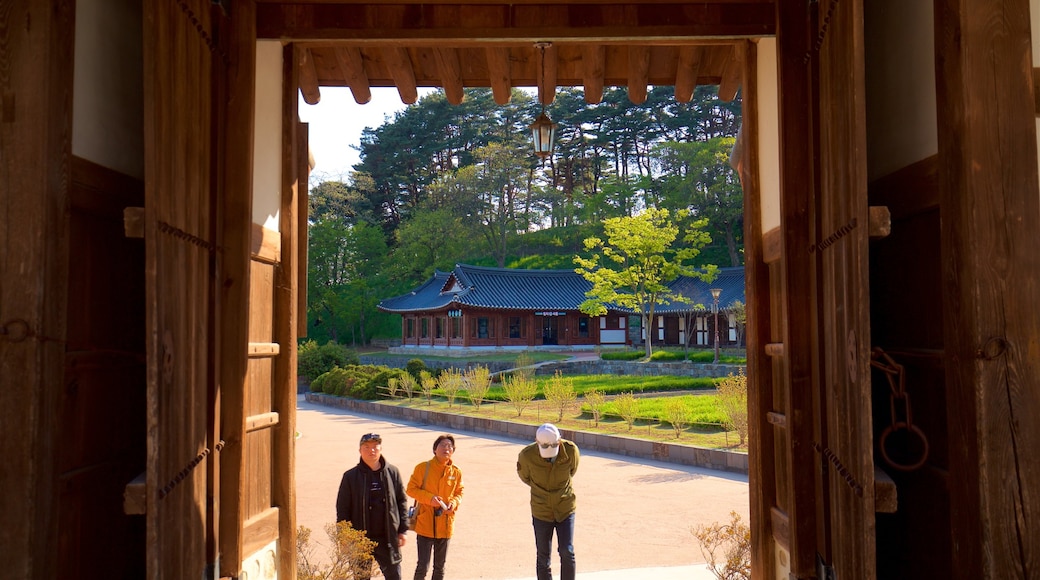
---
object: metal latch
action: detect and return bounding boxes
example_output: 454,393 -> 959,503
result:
816,553 -> 836,580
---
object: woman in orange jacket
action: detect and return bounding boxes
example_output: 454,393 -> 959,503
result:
406,434 -> 465,580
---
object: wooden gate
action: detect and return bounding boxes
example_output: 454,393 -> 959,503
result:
143,1 -> 298,578
745,0 -> 876,578
142,1 -> 217,576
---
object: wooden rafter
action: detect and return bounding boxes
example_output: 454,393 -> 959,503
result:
334,47 -> 371,104
582,45 -> 606,104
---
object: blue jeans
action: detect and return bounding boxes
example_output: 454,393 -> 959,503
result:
532,514 -> 575,580
414,535 -> 450,580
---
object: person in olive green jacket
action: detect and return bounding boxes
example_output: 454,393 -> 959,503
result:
407,434 -> 465,580
516,423 -> 580,580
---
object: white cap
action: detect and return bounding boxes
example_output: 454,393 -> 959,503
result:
536,423 -> 561,458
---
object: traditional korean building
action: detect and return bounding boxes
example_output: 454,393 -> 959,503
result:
378,264 -> 632,349
647,266 -> 747,349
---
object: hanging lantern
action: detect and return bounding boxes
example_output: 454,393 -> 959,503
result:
530,106 -> 557,160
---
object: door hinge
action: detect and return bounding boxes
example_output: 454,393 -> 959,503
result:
816,553 -> 836,580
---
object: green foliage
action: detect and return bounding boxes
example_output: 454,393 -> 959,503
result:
369,368 -> 408,399
313,365 -> 385,400
715,370 -> 749,447
298,340 -> 360,382
583,388 -> 607,426
397,372 -> 417,400
600,349 -> 646,361
692,511 -> 751,580
542,371 -> 578,422
663,397 -> 691,438
463,366 -> 492,410
406,358 -> 428,380
419,370 -> 437,405
437,368 -> 465,407
502,374 -> 539,417
612,392 -> 640,430
297,521 -> 377,580
574,207 -> 718,359
649,350 -> 686,362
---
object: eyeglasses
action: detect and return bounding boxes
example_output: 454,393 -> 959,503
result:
360,433 -> 381,443
538,442 -> 560,449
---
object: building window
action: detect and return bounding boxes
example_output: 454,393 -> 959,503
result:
406,318 -> 415,338
508,316 -> 523,339
451,318 -> 462,338
421,317 -> 429,339
436,317 -> 445,339
473,317 -> 491,339
578,317 -> 589,338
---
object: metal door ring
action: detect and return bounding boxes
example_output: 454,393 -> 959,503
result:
879,422 -> 929,471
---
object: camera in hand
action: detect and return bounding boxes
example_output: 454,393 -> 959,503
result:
433,507 -> 443,516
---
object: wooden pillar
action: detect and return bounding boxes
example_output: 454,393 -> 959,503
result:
0,1 -> 74,578
934,0 -> 1040,575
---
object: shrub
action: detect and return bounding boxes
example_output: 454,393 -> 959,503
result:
649,350 -> 685,362
503,373 -> 538,417
542,371 -> 578,422
692,511 -> 751,580
664,397 -> 691,438
600,350 -> 644,361
318,367 -> 351,397
463,365 -> 492,410
613,392 -> 639,430
582,388 -> 606,426
419,370 -> 436,405
369,368 -> 407,399
298,340 -> 360,382
437,367 -> 465,407
405,358 -> 428,380
715,370 -> 749,447
298,521 -> 376,580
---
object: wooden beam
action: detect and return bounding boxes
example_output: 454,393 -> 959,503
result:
218,1 -> 258,575
333,47 -> 371,104
868,206 -> 891,238
485,47 -> 513,105
582,45 -> 606,104
674,45 -> 702,103
382,47 -> 419,104
124,207 -> 146,238
935,0 -> 1040,575
256,2 -> 777,41
245,412 -> 280,433
250,223 -> 281,263
0,2 -> 73,577
718,43 -> 743,101
241,507 -> 280,561
537,43 -> 558,105
1035,67 -> 1040,116
873,466 -> 898,514
434,47 -> 465,104
626,45 -> 650,104
762,226 -> 781,264
297,47 -> 321,105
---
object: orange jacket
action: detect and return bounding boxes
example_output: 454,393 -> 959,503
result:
406,458 -> 464,539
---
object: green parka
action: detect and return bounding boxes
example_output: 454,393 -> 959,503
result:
516,439 -> 580,522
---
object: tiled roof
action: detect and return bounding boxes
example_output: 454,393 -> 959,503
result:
654,266 -> 747,313
377,263 -> 746,314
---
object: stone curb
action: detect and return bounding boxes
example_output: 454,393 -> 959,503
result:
305,393 -> 749,475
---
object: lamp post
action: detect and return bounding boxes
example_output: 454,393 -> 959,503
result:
710,288 -> 722,364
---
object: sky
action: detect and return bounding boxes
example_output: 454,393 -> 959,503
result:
297,86 -> 431,185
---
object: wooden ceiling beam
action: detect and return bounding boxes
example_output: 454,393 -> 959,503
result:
717,43 -> 743,101
382,47 -> 420,103
627,45 -> 650,104
674,45 -> 702,102
434,48 -> 465,104
333,47 -> 372,104
298,48 -> 322,104
485,47 -> 513,105
257,2 -> 776,41
582,45 -> 606,104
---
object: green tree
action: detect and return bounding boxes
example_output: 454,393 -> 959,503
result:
728,299 -> 746,347
437,368 -> 465,408
613,392 -> 639,430
664,397 -> 691,439
463,366 -> 492,411
716,370 -> 749,447
419,370 -> 436,405
575,207 -> 718,358
583,388 -> 607,426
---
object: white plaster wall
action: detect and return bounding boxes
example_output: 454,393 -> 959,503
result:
254,41 -> 284,232
72,0 -> 144,179
756,38 -> 781,233
864,1 -> 938,181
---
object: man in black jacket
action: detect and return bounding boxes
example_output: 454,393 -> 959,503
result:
336,432 -> 409,580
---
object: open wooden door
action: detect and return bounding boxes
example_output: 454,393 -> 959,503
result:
142,1 -> 218,577
745,1 -> 875,578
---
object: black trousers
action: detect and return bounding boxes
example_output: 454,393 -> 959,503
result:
413,535 -> 451,580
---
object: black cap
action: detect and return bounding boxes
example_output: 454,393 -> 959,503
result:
359,433 -> 381,444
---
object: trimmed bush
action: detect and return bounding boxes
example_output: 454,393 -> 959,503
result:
298,340 -> 360,382
405,358 -> 428,380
